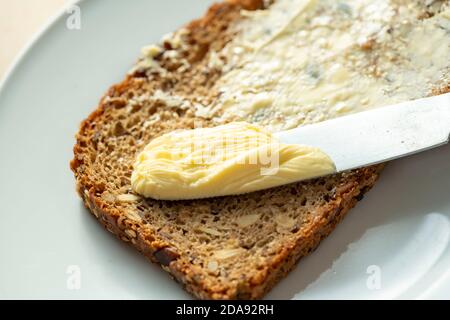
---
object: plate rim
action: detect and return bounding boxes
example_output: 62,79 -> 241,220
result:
0,0 -> 85,97
1,0 -> 449,300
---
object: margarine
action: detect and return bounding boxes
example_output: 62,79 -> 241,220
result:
131,122 -> 336,200
207,0 -> 450,131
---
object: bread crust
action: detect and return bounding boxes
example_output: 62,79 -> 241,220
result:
78,165 -> 382,299
71,0 -> 386,299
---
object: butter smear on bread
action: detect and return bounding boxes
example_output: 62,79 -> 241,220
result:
131,122 -> 335,200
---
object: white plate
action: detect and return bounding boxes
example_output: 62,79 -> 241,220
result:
0,0 -> 449,300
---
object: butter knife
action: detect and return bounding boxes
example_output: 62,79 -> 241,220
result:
275,93 -> 450,174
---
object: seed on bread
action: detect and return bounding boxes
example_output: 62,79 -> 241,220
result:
274,214 -> 296,230
101,192 -> 115,203
124,229 -> 137,239
126,211 -> 142,223
141,44 -> 163,58
214,248 -> 246,260
207,260 -> 219,272
236,214 -> 260,228
196,226 -> 222,237
154,247 -> 180,266
116,194 -> 141,203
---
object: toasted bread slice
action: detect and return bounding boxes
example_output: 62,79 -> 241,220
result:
71,0 -> 447,299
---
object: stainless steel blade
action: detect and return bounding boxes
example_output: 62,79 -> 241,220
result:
274,93 -> 450,172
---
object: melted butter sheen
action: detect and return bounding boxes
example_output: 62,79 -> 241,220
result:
210,0 -> 450,131
131,122 -> 336,200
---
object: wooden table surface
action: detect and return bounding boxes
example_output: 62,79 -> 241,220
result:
0,0 -> 67,78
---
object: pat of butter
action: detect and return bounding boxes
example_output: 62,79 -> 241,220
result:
131,122 -> 335,200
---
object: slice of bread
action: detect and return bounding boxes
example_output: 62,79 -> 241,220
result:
70,0 -> 446,299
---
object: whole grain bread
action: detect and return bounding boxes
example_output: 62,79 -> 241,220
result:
70,0 -> 440,299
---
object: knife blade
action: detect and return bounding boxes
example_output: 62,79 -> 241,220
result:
274,93 -> 450,173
